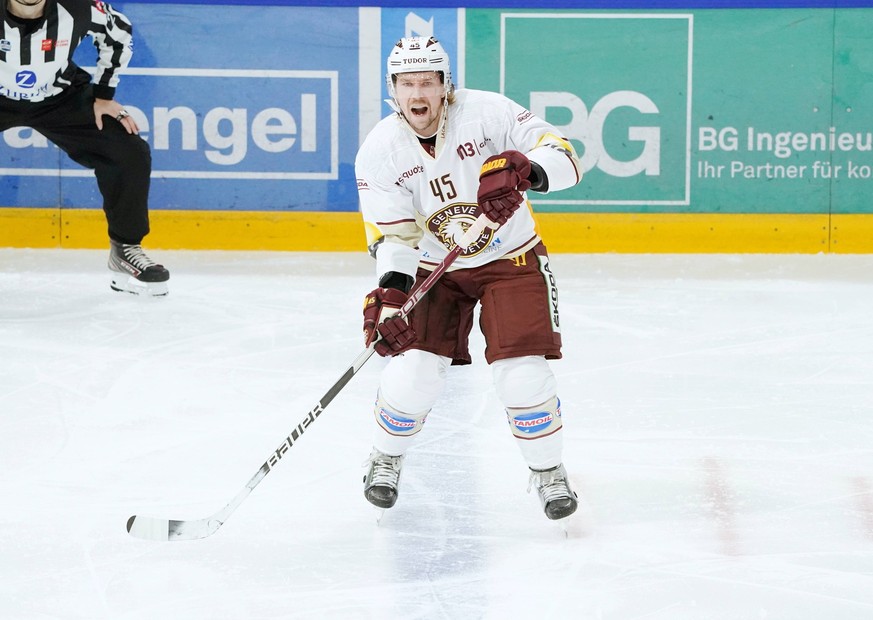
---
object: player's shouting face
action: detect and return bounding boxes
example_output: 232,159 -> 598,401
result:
393,71 -> 445,137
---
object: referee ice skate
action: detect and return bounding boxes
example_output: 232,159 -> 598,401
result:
0,0 -> 169,296
357,37 -> 584,521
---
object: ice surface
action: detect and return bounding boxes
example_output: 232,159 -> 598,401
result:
1,248 -> 872,619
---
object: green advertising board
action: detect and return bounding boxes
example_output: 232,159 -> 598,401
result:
466,8 -> 873,216
832,9 -> 873,215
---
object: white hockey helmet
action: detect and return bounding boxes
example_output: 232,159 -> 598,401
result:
385,36 -> 453,100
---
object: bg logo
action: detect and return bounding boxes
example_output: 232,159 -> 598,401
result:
502,12 -> 691,205
531,90 -> 661,177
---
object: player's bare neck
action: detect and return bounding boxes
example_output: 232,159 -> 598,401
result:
7,0 -> 46,20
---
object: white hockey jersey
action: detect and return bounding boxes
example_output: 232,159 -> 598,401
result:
356,88 -> 581,281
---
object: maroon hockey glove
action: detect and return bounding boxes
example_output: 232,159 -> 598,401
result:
374,315 -> 416,357
363,287 -> 417,357
477,150 -> 532,225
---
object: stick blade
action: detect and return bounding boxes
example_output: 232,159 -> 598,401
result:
126,514 -> 222,541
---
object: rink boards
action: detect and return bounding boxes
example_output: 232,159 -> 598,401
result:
2,2 -> 873,252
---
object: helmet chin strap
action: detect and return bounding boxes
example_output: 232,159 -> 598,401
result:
384,98 -> 401,114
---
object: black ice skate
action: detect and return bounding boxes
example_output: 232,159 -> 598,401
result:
363,449 -> 404,509
108,240 -> 170,296
528,464 -> 578,520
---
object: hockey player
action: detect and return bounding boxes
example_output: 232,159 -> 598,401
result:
356,36 -> 582,521
0,0 -> 169,296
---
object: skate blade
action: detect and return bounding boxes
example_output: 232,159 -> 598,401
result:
111,275 -> 169,297
555,484 -> 592,539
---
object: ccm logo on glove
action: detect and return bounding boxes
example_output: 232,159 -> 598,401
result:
477,150 -> 532,226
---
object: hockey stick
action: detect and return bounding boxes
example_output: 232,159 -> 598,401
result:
126,213 -> 493,541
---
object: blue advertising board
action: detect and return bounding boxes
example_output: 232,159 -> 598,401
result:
0,4 -> 361,212
0,3 -> 465,213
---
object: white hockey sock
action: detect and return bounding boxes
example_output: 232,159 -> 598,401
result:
507,396 -> 564,470
372,390 -> 429,456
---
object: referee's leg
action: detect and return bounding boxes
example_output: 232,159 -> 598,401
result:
35,87 -> 169,295
35,86 -> 152,245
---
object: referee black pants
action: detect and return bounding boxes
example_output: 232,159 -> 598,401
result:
0,83 -> 152,245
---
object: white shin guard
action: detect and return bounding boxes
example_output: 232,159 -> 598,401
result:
372,350 -> 449,456
506,397 -> 564,470
492,356 -> 557,407
374,391 -> 430,444
493,356 -> 564,470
